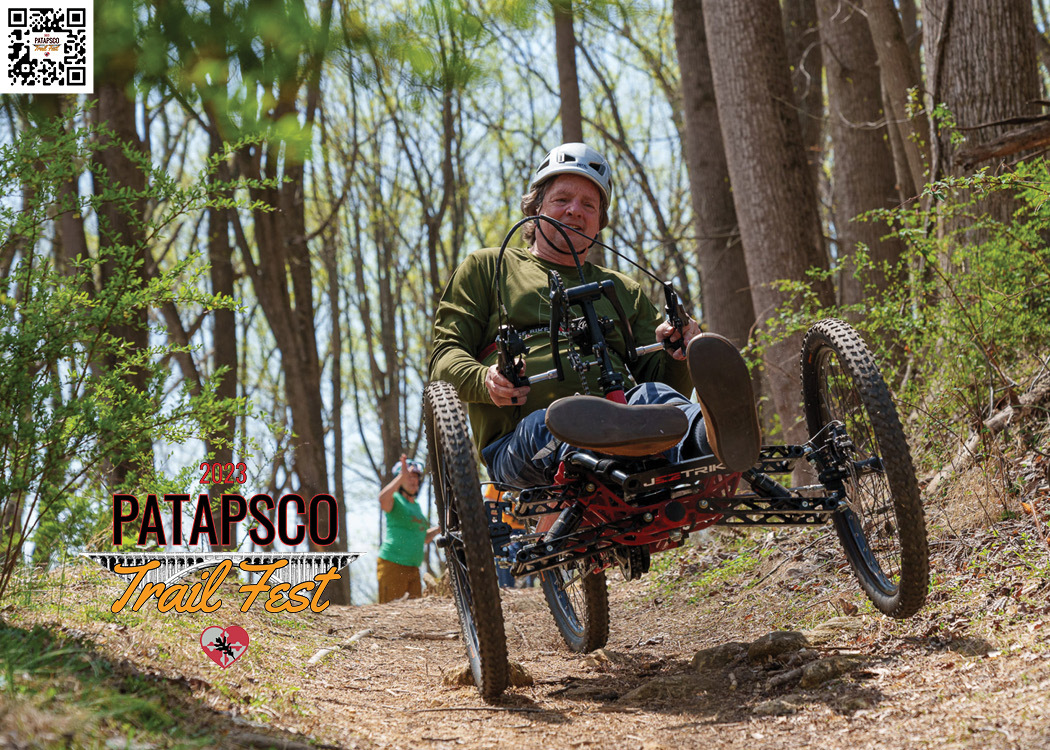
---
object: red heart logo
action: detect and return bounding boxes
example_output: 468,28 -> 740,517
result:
200,625 -> 249,668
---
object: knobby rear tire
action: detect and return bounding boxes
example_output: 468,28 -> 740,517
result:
800,319 -> 929,618
540,564 -> 610,653
424,381 -> 508,700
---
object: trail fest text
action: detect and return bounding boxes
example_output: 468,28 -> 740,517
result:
109,492 -> 342,614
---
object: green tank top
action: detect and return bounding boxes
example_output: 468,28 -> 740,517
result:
378,491 -> 428,567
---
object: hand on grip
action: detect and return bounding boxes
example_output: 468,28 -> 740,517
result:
486,361 -> 530,407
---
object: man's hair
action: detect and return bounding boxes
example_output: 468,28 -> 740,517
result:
519,178 -> 609,246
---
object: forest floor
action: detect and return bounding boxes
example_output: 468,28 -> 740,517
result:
3,449 -> 1050,749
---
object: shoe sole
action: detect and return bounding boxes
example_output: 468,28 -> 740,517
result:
687,334 -> 761,472
545,396 -> 689,457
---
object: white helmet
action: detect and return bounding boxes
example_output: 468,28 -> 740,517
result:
529,142 -> 612,204
391,459 -> 425,476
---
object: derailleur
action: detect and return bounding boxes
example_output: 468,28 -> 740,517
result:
612,544 -> 651,581
806,420 -> 873,485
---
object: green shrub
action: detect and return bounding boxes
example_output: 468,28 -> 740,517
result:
0,110 -> 244,597
769,161 -> 1050,473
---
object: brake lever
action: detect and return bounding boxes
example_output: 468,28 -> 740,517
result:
496,325 -> 529,387
663,282 -> 686,354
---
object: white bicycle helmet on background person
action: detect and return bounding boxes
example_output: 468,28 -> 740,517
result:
529,142 -> 612,205
391,459 -> 425,476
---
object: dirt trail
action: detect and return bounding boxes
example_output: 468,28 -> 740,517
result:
6,518 -> 1049,750
297,547 -> 1050,750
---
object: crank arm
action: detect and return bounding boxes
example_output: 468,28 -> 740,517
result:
528,358 -> 598,384
526,368 -> 563,385
635,342 -> 664,356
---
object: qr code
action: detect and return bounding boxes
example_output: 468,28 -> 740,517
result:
1,0 -> 92,93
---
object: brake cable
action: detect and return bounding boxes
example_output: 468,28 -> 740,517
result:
492,215 -> 691,390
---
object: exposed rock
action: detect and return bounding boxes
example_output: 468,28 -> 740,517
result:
690,642 -> 747,672
561,684 -> 621,700
754,698 -> 800,716
802,617 -> 866,645
443,665 -> 474,687
747,631 -> 810,662
766,666 -> 803,690
443,661 -> 533,688
618,673 -> 718,704
582,649 -> 611,669
947,637 -> 993,657
784,563 -> 818,579
799,655 -> 861,688
508,660 -> 535,687
837,695 -> 874,712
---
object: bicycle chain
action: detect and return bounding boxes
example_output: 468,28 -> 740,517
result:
565,335 -> 590,395
550,272 -> 591,396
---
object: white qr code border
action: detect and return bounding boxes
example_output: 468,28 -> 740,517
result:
1,0 -> 93,94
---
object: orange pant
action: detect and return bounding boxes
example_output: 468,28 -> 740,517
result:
376,558 -> 422,603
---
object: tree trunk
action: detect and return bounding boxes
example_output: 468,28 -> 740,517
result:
93,82 -> 153,489
881,85 -> 918,203
898,0 -> 922,76
924,0 -> 1039,197
701,0 -> 835,442
553,0 -> 584,143
782,0 -> 824,186
29,96 -> 92,282
229,0 -> 350,603
817,0 -> 906,307
206,132 -> 238,551
864,0 -> 930,199
671,0 -> 754,349
923,0 -> 1039,276
235,162 -> 349,601
317,116 -> 347,559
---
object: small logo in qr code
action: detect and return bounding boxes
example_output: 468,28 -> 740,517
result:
1,0 -> 92,94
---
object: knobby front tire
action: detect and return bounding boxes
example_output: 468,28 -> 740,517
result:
540,563 -> 610,653
424,381 -> 508,700
800,319 -> 929,618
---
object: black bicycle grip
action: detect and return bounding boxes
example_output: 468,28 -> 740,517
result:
496,325 -> 529,387
663,282 -> 686,354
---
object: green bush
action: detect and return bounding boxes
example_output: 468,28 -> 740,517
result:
771,161 -> 1050,473
0,110 -> 242,597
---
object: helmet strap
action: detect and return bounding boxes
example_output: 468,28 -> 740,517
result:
537,223 -> 594,256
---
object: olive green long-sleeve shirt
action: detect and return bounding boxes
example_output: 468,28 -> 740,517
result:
429,246 -> 692,453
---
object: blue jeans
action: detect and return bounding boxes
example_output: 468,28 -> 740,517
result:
481,382 -> 710,488
496,541 -> 521,588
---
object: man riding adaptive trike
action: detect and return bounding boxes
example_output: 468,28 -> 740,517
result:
426,143 -> 929,701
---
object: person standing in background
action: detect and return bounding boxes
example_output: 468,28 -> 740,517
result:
377,454 -> 439,603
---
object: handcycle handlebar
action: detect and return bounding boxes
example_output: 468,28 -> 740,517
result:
493,214 -> 691,397
525,340 -> 666,386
